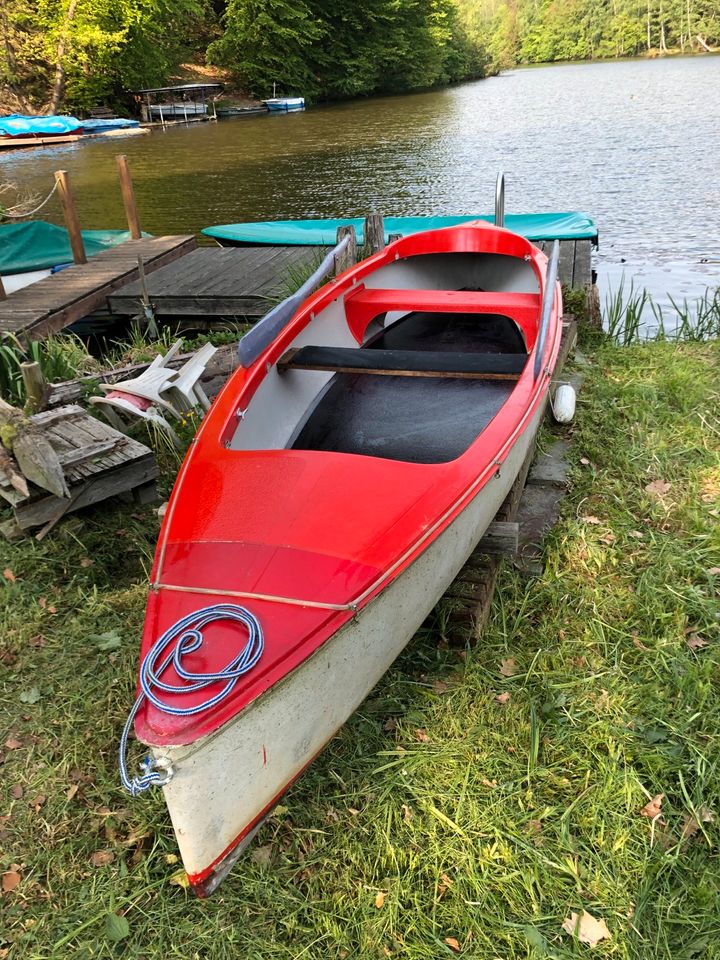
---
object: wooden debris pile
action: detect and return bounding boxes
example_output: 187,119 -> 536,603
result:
0,398 -> 158,540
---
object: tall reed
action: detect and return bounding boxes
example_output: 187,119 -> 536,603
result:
604,281 -> 720,345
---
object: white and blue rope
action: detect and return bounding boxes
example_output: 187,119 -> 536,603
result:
119,603 -> 264,796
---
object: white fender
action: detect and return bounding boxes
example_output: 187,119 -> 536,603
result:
552,383 -> 576,423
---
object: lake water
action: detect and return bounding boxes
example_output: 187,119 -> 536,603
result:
2,55 -> 719,314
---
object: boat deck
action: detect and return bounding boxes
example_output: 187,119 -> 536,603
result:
0,236 -> 196,340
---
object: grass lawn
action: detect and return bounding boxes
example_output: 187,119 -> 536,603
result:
1,336 -> 719,959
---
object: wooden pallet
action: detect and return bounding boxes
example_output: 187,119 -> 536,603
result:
0,405 -> 158,537
0,236 -> 197,341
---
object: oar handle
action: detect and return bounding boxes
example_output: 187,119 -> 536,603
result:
238,236 -> 351,368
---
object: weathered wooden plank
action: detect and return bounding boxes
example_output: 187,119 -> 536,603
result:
0,236 -> 197,340
475,520 -> 520,557
107,246 -> 318,316
443,318 -> 578,640
557,240 -> 575,288
57,438 -> 125,470
14,454 -> 158,529
573,239 -> 592,289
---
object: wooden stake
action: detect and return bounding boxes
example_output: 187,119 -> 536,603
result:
54,170 -> 87,264
20,361 -> 48,412
334,225 -> 357,275
364,214 -> 385,255
116,154 -> 142,239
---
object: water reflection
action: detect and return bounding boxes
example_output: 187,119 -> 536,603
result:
2,55 -> 719,312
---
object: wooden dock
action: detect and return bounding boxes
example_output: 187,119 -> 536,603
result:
107,239 -> 594,320
0,235 -> 196,341
536,239 -> 593,291
107,246 -> 320,317
0,229 -> 595,341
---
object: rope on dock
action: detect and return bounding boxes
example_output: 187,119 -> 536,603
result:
2,180 -> 59,219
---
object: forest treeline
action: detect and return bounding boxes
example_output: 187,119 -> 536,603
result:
1,0 -> 718,114
463,0 -> 720,68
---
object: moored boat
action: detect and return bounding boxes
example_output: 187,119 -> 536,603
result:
148,102 -> 208,119
121,221 -> 562,895
216,105 -> 269,118
263,96 -> 305,112
0,221 -> 147,292
202,212 -> 598,246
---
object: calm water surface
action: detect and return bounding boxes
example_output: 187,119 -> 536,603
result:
3,56 -> 719,311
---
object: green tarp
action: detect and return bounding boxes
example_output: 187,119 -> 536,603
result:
202,212 -> 598,246
0,221 -> 140,275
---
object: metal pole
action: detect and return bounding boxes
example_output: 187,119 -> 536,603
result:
495,171 -> 505,228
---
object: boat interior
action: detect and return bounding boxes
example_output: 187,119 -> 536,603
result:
230,251 -> 542,465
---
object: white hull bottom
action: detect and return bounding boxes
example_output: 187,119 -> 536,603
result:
153,401 -> 545,892
2,269 -> 52,293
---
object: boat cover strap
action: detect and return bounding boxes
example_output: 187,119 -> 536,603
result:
278,346 -> 526,379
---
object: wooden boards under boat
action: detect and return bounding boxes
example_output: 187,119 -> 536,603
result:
122,220 -> 562,895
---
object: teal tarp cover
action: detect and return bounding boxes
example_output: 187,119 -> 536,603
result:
202,212 -> 598,246
0,221 -> 137,275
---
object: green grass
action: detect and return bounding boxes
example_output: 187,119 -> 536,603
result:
1,337 -> 719,958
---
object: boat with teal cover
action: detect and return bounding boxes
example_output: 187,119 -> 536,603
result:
202,212 -> 598,247
0,221 -> 144,275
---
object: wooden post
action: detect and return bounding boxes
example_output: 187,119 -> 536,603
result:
364,214 -> 385,255
20,362 -> 48,412
116,154 -> 142,239
0,274 -> 6,300
54,170 -> 87,264
334,225 -> 357,275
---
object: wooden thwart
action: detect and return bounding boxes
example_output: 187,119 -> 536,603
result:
278,345 -> 524,380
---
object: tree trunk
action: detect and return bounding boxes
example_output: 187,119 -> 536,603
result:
1,11 -> 17,75
49,0 -> 77,114
647,0 -> 652,50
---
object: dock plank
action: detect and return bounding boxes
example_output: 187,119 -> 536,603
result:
0,236 -> 196,340
108,246 -> 319,317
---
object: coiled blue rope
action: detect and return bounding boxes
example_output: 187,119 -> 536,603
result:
119,603 -> 264,796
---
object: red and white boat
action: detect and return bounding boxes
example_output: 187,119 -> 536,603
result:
123,221 -> 562,895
